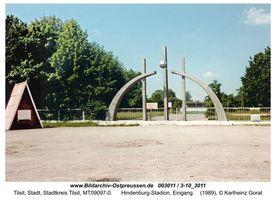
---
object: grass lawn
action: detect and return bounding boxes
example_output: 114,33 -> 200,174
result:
117,110 -> 271,121
43,121 -> 99,128
207,113 -> 270,121
42,121 -> 139,128
117,111 -> 164,120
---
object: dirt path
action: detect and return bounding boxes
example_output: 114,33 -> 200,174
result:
6,125 -> 270,182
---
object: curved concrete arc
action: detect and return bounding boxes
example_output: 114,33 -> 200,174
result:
108,71 -> 157,121
171,70 -> 227,121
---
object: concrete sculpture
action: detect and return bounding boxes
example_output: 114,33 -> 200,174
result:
172,70 -> 227,121
108,71 -> 157,121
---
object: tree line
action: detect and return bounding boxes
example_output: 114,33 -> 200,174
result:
205,47 -> 270,108
6,15 -> 270,121
6,15 -> 142,119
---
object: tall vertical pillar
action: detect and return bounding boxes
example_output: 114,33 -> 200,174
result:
182,57 -> 187,121
142,58 -> 147,121
160,46 -> 169,120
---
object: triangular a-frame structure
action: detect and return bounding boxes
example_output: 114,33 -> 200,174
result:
5,81 -> 43,130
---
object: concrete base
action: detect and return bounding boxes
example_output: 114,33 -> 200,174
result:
96,120 -> 270,126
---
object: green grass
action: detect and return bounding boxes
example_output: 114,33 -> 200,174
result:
43,121 -> 99,128
117,111 -> 163,120
207,113 -> 271,121
226,114 -> 250,121
42,121 -> 140,128
117,112 -> 143,120
148,111 -> 164,118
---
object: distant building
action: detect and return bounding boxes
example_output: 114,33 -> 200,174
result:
186,101 -> 205,108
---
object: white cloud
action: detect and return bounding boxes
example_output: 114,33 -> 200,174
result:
202,71 -> 219,79
242,7 -> 270,25
91,30 -> 103,37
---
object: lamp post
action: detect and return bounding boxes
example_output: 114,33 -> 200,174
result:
160,46 -> 169,120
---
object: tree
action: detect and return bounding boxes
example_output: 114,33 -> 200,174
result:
6,15 -> 145,119
221,93 -> 241,107
149,89 -> 163,107
6,15 -> 63,108
235,87 -> 245,107
120,69 -> 142,108
5,15 -> 28,104
49,19 -> 92,109
149,88 -> 189,109
204,80 -> 242,107
241,47 -> 271,107
168,89 -> 180,109
24,16 -> 63,108
81,43 -> 127,119
204,80 -> 222,107
49,20 -> 130,119
185,91 -> 192,102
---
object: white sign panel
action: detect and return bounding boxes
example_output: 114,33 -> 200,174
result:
250,114 -> 261,122
168,102 -> 172,108
146,102 -> 158,109
18,110 -> 31,121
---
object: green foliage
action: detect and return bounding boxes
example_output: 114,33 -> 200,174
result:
48,19 -> 134,118
149,89 -> 163,107
221,93 -> 241,107
6,15 -> 141,119
43,121 -> 99,128
233,87 -> 245,107
185,91 -> 192,102
6,15 -> 63,108
120,69 -> 142,108
6,15 -> 28,75
241,47 -> 271,107
5,15 -> 28,104
49,19 -> 91,109
168,89 -> 181,109
204,48 -> 270,109
204,80 -> 221,107
149,89 -> 191,109
204,80 -> 242,108
42,121 -> 140,127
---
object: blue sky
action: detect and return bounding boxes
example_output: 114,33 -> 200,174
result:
6,4 -> 270,101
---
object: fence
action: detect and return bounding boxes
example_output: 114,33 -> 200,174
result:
37,107 -> 270,121
117,108 -> 165,120
205,107 -> 270,121
116,107 -> 271,121
37,109 -> 85,121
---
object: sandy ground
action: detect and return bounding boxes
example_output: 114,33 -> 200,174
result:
6,125 -> 270,182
